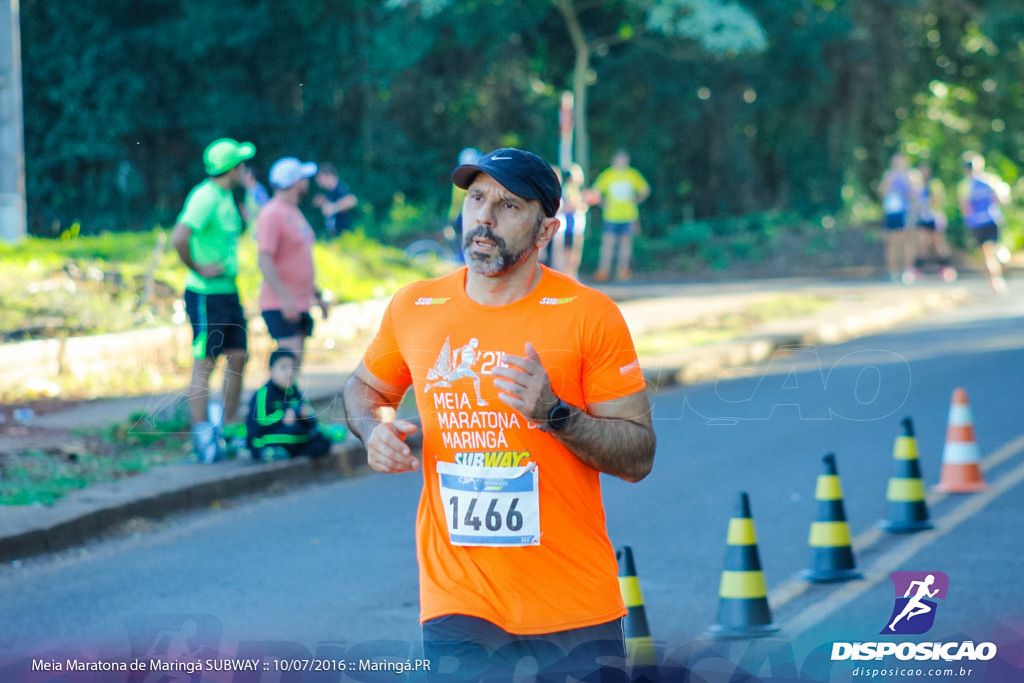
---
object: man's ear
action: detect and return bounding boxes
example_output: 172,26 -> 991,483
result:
535,216 -> 561,249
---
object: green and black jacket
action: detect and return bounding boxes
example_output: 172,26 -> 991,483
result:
245,381 -> 317,450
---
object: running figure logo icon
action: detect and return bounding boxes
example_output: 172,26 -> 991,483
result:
882,571 -> 949,635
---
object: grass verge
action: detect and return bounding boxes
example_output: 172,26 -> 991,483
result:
0,410 -> 192,506
0,396 -> 348,507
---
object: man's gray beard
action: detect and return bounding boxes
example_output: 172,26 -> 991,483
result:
464,226 -> 535,276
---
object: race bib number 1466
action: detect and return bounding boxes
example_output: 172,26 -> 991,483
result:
436,461 -> 540,547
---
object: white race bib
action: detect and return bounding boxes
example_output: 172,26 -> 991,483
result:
437,461 -> 540,547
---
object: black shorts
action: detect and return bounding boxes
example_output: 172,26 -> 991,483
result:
917,220 -> 937,231
262,310 -> 314,340
969,222 -> 999,245
563,214 -> 576,248
422,614 -> 625,682
884,213 -> 907,230
184,290 -> 247,360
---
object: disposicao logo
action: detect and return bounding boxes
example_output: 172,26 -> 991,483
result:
831,570 -> 997,663
883,571 -> 948,635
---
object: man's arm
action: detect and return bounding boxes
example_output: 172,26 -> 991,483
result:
908,170 -> 923,214
957,180 -> 971,218
343,362 -> 419,473
878,171 -> 892,199
990,174 -> 1011,207
636,173 -> 651,204
491,343 -> 655,483
171,222 -> 224,279
322,194 -> 357,216
554,391 -> 655,483
257,251 -> 301,321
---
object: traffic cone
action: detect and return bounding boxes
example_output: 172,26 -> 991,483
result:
801,453 -> 862,582
879,417 -> 933,533
707,492 -> 779,639
933,388 -> 988,493
616,546 -> 657,670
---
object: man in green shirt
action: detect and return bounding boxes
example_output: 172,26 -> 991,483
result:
171,137 -> 256,463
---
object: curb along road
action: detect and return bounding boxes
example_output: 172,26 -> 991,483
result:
0,442 -> 374,564
638,284 -> 968,389
0,280 -> 977,564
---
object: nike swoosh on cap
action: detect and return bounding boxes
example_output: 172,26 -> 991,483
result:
491,156 -> 512,160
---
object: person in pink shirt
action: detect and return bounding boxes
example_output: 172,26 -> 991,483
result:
257,157 -> 330,364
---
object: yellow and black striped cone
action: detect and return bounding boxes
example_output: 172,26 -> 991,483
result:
616,546 -> 657,670
707,492 -> 779,639
801,453 -> 862,583
879,417 -> 933,533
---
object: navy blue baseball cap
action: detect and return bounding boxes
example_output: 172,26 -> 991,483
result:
452,148 -> 562,217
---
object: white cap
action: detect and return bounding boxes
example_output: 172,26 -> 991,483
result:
459,147 -> 481,165
269,157 -> 318,189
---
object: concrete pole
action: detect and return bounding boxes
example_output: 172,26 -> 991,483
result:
558,91 -> 574,173
0,0 -> 25,242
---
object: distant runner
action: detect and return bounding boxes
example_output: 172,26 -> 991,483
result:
878,152 -> 919,283
912,162 -> 955,281
958,152 -> 1010,295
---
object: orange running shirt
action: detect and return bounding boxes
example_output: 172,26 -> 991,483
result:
362,265 -> 647,635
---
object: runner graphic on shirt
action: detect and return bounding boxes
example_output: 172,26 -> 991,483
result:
424,336 -> 488,406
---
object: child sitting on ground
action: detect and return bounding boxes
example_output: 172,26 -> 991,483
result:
246,349 -> 340,461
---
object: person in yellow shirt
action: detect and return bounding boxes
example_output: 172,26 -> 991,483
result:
590,150 -> 650,282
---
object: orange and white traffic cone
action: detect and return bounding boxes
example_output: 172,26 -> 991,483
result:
933,388 -> 988,493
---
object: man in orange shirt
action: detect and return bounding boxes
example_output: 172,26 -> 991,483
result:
343,148 -> 656,680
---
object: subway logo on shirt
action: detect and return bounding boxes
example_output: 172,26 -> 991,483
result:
453,451 -> 533,467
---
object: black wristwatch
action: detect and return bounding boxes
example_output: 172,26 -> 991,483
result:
542,398 -> 573,432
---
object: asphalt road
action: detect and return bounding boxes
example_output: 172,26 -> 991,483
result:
1,293 -> 1022,681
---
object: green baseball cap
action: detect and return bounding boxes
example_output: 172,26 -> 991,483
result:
203,138 -> 256,176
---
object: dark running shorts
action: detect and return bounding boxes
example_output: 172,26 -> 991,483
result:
884,213 -> 907,230
262,310 -> 314,340
969,222 -> 999,245
917,220 -> 937,231
563,214 -> 576,248
602,221 -> 636,236
422,614 -> 626,682
184,290 -> 247,360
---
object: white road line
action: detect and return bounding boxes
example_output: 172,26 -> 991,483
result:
768,433 -> 1024,611
779,452 -> 1024,637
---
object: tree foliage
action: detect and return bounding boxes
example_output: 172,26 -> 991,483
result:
18,0 -> 1024,252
